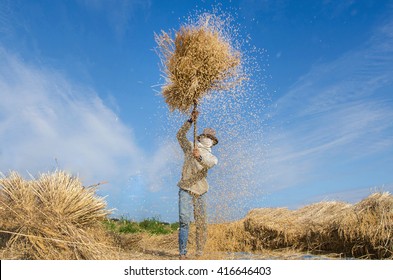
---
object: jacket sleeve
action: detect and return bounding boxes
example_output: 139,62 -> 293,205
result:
177,120 -> 192,154
199,153 -> 218,169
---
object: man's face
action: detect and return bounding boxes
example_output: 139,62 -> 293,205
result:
199,136 -> 214,148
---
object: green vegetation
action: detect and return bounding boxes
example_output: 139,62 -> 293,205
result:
103,217 -> 179,235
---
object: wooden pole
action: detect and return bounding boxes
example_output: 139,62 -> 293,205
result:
193,100 -> 198,148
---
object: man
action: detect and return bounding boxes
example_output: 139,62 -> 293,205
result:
177,110 -> 218,259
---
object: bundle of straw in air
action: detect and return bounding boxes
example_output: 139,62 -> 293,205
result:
0,171 -> 113,260
155,14 -> 243,113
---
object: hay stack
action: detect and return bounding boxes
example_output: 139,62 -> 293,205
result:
338,192 -> 393,258
205,221 -> 253,253
0,171 -> 113,260
294,201 -> 352,252
244,208 -> 299,249
243,193 -> 393,259
155,14 -> 243,113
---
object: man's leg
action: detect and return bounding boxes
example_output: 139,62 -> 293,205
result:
194,193 -> 207,256
179,189 -> 193,257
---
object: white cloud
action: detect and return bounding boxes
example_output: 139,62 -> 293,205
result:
304,184 -> 393,206
0,47 -> 178,198
144,139 -> 181,192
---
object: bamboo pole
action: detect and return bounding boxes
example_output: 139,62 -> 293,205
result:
193,101 -> 198,148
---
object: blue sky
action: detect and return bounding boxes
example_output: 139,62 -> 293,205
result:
1,0 -> 392,222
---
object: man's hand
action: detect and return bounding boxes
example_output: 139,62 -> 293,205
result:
193,148 -> 201,159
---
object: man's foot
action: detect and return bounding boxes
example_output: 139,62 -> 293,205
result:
179,254 -> 187,260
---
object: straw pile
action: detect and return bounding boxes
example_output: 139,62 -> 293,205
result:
0,171 -> 114,259
339,193 -> 393,258
109,193 -> 392,260
205,221 -> 253,252
155,14 -> 243,113
244,192 -> 393,259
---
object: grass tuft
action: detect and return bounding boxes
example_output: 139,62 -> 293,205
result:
103,217 -> 178,235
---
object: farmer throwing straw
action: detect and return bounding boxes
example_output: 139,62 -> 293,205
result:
177,109 -> 218,259
155,12 -> 242,259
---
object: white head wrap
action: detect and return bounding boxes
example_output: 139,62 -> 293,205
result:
199,136 -> 214,148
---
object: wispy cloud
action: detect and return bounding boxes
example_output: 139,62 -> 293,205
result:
0,47 -> 137,181
303,183 -> 393,206
0,47 -> 176,203
264,16 -> 393,192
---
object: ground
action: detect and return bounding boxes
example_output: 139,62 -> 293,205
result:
111,227 -> 342,260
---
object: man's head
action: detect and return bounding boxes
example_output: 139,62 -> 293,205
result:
198,128 -> 218,147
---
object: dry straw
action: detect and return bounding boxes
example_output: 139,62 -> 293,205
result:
155,13 -> 244,113
338,192 -> 393,258
243,192 -> 393,259
109,193 -> 392,260
0,171 -> 115,260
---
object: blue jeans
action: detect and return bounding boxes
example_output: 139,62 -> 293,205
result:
178,189 -> 207,256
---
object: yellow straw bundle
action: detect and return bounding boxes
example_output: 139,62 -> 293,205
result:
0,171 -> 113,259
155,14 -> 243,113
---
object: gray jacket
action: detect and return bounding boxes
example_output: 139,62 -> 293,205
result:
177,120 -> 218,195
